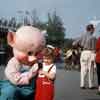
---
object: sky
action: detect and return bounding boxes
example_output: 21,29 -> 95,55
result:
0,0 -> 100,38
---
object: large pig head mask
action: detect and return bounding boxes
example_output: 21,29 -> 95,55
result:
7,26 -> 46,65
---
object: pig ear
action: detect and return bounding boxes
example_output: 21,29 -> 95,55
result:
7,32 -> 15,47
41,30 -> 48,37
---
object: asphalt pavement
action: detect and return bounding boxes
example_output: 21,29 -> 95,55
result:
0,65 -> 100,100
55,69 -> 100,100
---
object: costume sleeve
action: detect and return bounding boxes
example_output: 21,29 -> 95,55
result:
28,63 -> 39,78
5,57 -> 21,85
17,63 -> 39,85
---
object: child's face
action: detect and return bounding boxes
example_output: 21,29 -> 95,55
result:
43,56 -> 53,65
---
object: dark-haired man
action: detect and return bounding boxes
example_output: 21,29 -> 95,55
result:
73,24 -> 96,89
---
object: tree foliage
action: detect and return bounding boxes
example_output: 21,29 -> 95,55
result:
0,10 -> 67,48
46,11 -> 65,47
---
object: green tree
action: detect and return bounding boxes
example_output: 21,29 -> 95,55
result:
46,11 -> 65,47
64,38 -> 73,49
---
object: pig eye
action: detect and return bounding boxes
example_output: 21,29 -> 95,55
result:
28,51 -> 34,56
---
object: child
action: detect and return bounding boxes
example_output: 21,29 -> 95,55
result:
35,47 -> 56,100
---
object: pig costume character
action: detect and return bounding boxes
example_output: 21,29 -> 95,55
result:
0,26 -> 46,100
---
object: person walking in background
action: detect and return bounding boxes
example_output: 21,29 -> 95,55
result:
35,47 -> 56,100
95,37 -> 100,94
73,24 -> 96,89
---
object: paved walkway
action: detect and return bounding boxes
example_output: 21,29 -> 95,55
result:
0,66 -> 100,100
55,69 -> 100,100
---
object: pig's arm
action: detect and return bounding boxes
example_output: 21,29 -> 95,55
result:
5,57 -> 22,85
